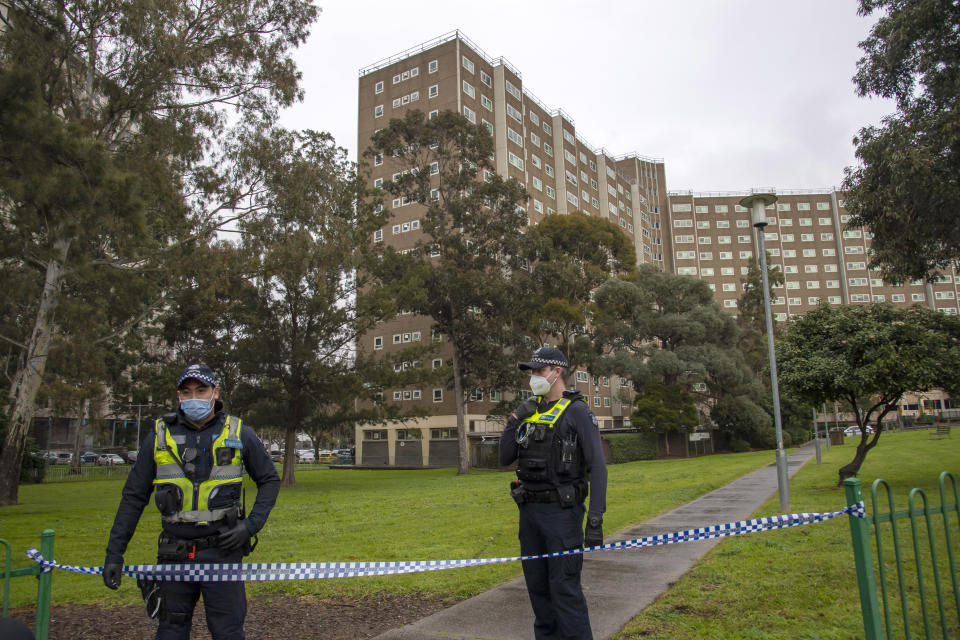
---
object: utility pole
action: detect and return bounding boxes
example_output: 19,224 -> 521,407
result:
740,191 -> 790,512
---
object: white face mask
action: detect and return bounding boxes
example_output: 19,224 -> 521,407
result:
529,369 -> 557,396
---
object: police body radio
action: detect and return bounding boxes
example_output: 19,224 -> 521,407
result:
559,433 -> 578,475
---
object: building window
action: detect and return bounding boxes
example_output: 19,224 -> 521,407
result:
429,84 -> 438,98
462,56 -> 474,73
433,389 -> 443,402
428,60 -> 438,73
463,105 -> 476,123
375,81 -> 384,94
463,80 -> 475,99
373,229 -> 382,243
374,105 -> 383,118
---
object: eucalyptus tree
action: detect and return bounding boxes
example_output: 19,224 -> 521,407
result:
368,110 -> 529,474
0,0 -> 318,504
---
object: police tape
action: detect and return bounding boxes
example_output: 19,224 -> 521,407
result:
25,502 -> 865,582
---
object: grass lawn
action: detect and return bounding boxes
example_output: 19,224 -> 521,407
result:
2,449 -> 777,610
613,430 -> 960,640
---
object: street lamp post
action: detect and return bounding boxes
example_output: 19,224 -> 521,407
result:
739,191 -> 790,512
128,403 -> 152,449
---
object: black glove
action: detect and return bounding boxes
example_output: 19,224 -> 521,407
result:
218,521 -> 252,552
584,516 -> 603,547
103,562 -> 123,590
513,396 -> 540,422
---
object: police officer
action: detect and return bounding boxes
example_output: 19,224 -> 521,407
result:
499,347 -> 607,640
103,365 -> 280,639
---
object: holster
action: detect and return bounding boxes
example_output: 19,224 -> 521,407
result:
556,484 -> 577,508
137,578 -> 162,619
510,481 -> 526,505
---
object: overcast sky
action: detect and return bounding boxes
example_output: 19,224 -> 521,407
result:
279,0 -> 895,193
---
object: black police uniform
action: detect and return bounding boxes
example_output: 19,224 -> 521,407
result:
105,400 -> 280,640
500,389 -> 608,640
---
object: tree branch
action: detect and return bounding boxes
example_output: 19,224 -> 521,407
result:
0,333 -> 27,350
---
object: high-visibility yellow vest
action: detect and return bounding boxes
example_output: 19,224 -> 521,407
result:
153,415 -> 243,524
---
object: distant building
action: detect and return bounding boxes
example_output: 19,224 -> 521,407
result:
355,31 -> 958,466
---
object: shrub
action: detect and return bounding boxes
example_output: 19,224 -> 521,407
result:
604,432 -> 658,464
729,439 -> 751,453
19,437 -> 46,484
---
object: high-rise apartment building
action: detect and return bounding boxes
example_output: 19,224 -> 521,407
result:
354,32 -> 959,466
664,191 -> 960,318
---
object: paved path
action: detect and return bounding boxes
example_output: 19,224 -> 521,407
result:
375,443 -> 817,640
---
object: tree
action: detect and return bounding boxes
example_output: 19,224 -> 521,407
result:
737,257 -> 785,376
368,110 -> 529,474
592,265 -> 751,395
521,212 -> 636,371
778,303 -> 960,486
630,382 -> 698,433
736,258 -> 812,446
228,128 -> 403,487
591,265 -> 767,449
842,0 -> 960,282
0,0 -> 318,505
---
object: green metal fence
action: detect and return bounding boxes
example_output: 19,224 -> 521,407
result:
1,529 -> 54,640
846,473 -> 960,639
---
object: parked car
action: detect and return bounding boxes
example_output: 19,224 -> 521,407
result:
80,451 -> 99,464
317,451 -> 337,464
97,453 -> 125,466
270,451 -> 284,463
125,450 -> 138,464
54,452 -> 73,465
843,425 -> 874,437
43,451 -> 59,465
335,449 -> 355,465
296,449 -> 315,463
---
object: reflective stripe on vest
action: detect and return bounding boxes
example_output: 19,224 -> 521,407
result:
523,397 -> 573,427
153,415 -> 244,523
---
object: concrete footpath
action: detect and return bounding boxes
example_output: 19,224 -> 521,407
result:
375,443 -> 817,640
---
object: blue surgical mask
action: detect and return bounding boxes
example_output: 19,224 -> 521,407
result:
180,398 -> 213,422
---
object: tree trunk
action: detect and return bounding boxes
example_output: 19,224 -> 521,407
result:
0,239 -> 70,506
837,432 -> 882,487
70,398 -> 90,475
450,340 -> 469,475
281,426 -> 297,487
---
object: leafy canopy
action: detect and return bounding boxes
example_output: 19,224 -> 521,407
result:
842,0 -> 960,281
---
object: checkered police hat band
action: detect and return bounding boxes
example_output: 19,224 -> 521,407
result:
530,358 -> 566,367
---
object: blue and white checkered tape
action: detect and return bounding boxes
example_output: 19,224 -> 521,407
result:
25,502 -> 865,582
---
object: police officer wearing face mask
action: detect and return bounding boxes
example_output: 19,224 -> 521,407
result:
499,347 -> 608,640
102,365 -> 280,639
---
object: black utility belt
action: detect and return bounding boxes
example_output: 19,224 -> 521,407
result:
512,483 -> 585,508
157,533 -> 222,561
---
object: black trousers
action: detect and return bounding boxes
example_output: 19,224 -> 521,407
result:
518,501 -> 592,640
156,545 -> 246,640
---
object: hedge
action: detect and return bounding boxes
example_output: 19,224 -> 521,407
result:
603,432 -> 658,464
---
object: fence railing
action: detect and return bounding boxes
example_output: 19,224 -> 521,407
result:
1,529 -> 53,640
845,473 -> 960,639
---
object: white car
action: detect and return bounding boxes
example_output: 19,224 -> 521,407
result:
843,425 -> 874,437
296,449 -> 315,463
97,453 -> 125,466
